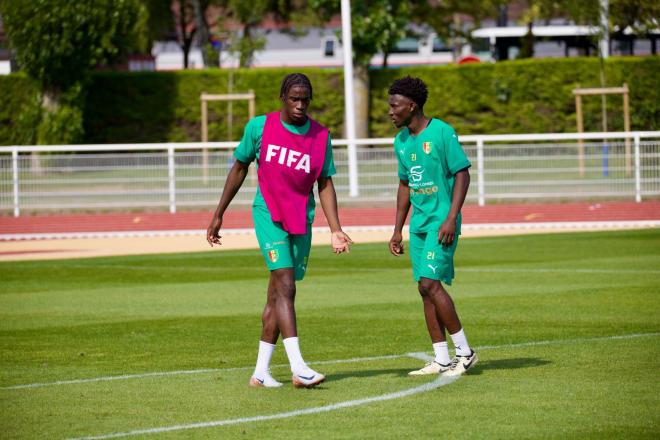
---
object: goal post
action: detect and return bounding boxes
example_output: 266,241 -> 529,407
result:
200,91 -> 256,184
573,84 -> 631,177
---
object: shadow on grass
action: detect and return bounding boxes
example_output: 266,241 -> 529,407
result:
466,357 -> 551,375
326,368 -> 410,383
325,357 -> 550,383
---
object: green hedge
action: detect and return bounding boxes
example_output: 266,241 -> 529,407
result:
0,57 -> 658,146
370,56 -> 660,137
82,68 -> 345,143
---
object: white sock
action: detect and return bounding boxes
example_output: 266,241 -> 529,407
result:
450,328 -> 472,356
283,337 -> 307,373
432,341 -> 451,365
253,341 -> 276,378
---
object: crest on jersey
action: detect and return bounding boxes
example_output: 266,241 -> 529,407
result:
423,142 -> 432,154
268,249 -> 279,263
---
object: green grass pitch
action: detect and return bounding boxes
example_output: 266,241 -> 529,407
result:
1,229 -> 659,439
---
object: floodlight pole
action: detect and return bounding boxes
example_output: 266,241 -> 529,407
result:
341,0 -> 359,197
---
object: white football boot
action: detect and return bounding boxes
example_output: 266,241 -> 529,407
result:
291,366 -> 326,388
249,370 -> 283,388
408,361 -> 450,376
444,350 -> 479,377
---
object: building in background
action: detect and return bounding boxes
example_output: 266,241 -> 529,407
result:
473,22 -> 659,61
1,3 -> 657,75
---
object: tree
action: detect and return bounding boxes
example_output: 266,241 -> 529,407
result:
141,0 -> 176,49
532,0 -> 659,132
173,0 -> 198,68
308,0 -> 411,138
410,1 -> 504,60
214,0 -> 305,68
0,0 -> 146,145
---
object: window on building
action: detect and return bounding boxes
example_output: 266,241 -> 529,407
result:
432,37 -> 451,52
391,37 -> 419,53
324,39 -> 335,57
471,38 -> 490,53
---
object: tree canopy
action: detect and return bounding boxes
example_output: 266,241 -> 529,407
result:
0,0 -> 147,93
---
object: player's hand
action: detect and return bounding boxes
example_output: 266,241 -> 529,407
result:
331,230 -> 353,254
438,219 -> 456,246
206,216 -> 223,247
389,231 -> 404,256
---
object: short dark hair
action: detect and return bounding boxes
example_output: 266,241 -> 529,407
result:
280,73 -> 313,99
388,76 -> 428,109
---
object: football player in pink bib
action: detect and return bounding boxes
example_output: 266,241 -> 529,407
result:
207,73 -> 352,388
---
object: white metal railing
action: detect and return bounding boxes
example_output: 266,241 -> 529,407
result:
1,131 -> 659,217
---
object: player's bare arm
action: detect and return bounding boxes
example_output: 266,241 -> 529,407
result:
206,159 -> 250,247
318,175 -> 353,254
390,179 -> 411,256
438,168 -> 470,246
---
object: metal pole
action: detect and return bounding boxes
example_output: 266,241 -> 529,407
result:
476,138 -> 485,206
168,146 -> 177,213
599,0 -> 609,59
12,149 -> 20,217
341,0 -> 359,197
634,134 -> 641,202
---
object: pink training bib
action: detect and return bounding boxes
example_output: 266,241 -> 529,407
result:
257,112 -> 329,235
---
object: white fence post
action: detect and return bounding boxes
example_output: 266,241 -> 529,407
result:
168,147 -> 176,213
348,144 -> 359,197
634,135 -> 641,203
476,138 -> 485,206
12,148 -> 20,217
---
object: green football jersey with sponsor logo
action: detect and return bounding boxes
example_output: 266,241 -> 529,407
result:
394,118 -> 471,234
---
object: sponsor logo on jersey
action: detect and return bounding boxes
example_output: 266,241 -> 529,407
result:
264,144 -> 311,173
410,185 -> 439,196
410,165 -> 424,182
268,249 -> 279,263
423,142 -> 432,154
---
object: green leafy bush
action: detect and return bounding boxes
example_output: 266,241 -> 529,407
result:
1,57 -> 657,146
370,57 -> 660,137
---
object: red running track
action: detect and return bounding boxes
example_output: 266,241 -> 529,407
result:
1,201 -> 659,236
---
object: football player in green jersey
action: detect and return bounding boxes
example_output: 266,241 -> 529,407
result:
388,76 -> 478,377
207,73 -> 352,388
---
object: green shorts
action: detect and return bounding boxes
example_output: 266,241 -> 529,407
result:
252,205 -> 312,281
409,229 -> 459,285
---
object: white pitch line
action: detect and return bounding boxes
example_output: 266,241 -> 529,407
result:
474,332 -> 660,351
406,352 -> 434,362
3,332 -> 658,392
64,331 -> 660,440
68,375 -> 460,440
461,267 -> 660,275
1,354 -> 406,391
7,263 -> 658,276
2,368 -> 227,390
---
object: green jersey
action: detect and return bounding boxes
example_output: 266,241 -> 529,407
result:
234,115 -> 336,223
394,118 -> 471,234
